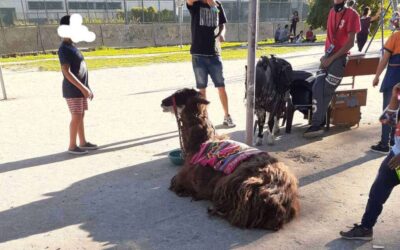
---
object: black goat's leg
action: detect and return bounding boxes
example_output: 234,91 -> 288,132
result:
255,110 -> 266,145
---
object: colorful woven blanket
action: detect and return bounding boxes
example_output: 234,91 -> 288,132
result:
190,140 -> 265,175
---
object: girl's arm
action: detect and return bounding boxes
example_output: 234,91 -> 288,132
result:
370,9 -> 382,22
61,64 -> 92,99
373,50 -> 391,87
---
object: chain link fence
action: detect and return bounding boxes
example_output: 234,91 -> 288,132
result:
0,0 -> 308,26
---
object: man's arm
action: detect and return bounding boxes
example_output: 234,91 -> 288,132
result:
321,32 -> 356,68
217,24 -> 226,42
61,64 -> 92,99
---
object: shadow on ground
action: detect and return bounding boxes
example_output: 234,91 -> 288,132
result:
0,131 -> 178,174
0,157 -> 270,249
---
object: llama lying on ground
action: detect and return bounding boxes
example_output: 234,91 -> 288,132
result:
161,88 -> 299,230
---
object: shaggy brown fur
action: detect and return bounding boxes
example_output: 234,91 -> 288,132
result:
161,88 -> 299,230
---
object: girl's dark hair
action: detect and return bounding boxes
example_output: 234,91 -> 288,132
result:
60,15 -> 70,25
363,7 -> 370,16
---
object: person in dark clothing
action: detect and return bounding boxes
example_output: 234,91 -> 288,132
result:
58,15 -> 98,155
340,84 -> 400,241
357,7 -> 381,52
186,0 -> 235,127
290,11 -> 299,36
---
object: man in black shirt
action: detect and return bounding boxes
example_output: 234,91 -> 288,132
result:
187,0 -> 235,127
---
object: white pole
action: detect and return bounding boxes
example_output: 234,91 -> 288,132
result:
179,5 -> 183,48
0,66 -> 7,100
245,0 -> 259,145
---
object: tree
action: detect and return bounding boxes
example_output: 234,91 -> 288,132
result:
307,0 -> 390,30
307,0 -> 331,29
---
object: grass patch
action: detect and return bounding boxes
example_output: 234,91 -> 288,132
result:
24,46 -> 306,71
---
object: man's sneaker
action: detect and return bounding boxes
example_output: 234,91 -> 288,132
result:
303,126 -> 323,138
80,142 -> 98,150
390,140 -> 395,147
340,224 -> 373,241
68,147 -> 88,155
223,115 -> 236,128
371,142 -> 390,154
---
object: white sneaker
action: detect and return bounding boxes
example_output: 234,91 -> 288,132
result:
223,115 -> 236,128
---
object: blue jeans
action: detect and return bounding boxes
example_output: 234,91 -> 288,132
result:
192,55 -> 225,89
381,90 -> 396,145
361,152 -> 400,229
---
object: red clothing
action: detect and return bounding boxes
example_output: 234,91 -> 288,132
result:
306,30 -> 314,40
325,7 -> 360,54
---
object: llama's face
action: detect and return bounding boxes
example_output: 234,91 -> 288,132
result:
161,88 -> 201,113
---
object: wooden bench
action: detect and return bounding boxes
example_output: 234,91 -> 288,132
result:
328,54 -> 380,128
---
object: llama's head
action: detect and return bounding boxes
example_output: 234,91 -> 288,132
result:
161,88 -> 209,115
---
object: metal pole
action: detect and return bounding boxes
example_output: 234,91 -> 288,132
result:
87,0 -> 90,22
123,0 -> 128,24
105,0 -> 109,23
64,0 -> 69,15
381,0 -> 384,55
365,1 -> 392,53
158,0 -> 161,22
44,0 -> 49,23
20,0 -> 27,25
245,0 -> 259,145
141,0 -> 145,23
0,66 -> 7,100
179,5 -> 183,47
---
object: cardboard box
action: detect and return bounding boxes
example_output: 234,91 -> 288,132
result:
330,106 -> 361,127
332,89 -> 367,109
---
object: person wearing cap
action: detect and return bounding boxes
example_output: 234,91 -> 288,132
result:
58,15 -> 98,155
303,0 -> 361,138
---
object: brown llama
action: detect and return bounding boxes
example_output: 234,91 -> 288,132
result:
161,88 -> 299,230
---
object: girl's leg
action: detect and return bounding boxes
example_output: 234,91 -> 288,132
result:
78,112 -> 87,147
69,113 -> 83,150
361,152 -> 400,228
293,23 -> 297,37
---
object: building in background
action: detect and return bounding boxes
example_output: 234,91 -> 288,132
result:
0,0 -> 308,25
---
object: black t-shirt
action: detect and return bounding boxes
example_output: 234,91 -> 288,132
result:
187,1 -> 227,56
58,42 -> 89,98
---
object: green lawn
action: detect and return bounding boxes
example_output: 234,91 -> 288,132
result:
1,40 -> 306,71
29,45 -> 306,71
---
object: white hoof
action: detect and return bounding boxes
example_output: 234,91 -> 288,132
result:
255,137 -> 263,146
267,133 -> 275,145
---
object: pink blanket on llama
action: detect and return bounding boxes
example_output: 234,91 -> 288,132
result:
190,140 -> 266,175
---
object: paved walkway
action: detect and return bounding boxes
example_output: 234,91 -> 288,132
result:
0,41 -> 399,249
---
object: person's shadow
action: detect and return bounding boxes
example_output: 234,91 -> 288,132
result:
0,157 -> 268,249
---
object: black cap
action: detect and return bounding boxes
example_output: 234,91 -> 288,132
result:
60,15 -> 70,25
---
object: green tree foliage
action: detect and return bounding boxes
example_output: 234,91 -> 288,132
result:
307,0 -> 331,29
117,7 -> 177,23
307,0 -> 392,30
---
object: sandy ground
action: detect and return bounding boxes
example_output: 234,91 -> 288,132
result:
0,42 -> 399,250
